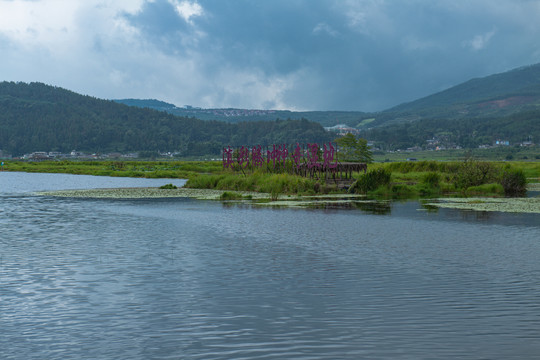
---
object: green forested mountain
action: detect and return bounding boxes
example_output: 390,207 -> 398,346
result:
375,63 -> 540,126
0,82 -> 331,156
361,109 -> 540,150
3,62 -> 540,156
359,63 -> 540,149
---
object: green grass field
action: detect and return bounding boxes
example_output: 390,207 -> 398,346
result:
373,147 -> 540,162
2,157 -> 538,199
1,160 -> 223,179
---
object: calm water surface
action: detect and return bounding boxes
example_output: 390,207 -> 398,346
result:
1,172 -> 540,359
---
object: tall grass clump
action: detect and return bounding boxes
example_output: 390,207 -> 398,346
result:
257,173 -> 318,194
422,172 -> 440,188
220,191 -> 244,200
349,168 -> 391,194
185,172 -> 318,195
465,183 -> 504,196
185,174 -> 227,189
500,169 -> 527,197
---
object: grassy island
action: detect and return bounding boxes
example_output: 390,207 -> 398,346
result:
183,160 -> 539,199
3,159 -> 540,212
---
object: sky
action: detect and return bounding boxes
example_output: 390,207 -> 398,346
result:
1,0 -> 540,112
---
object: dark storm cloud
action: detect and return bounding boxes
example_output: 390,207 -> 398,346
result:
123,0 -> 196,55
2,1 -> 540,111
123,0 -> 540,110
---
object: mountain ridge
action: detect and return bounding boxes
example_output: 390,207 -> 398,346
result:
0,82 -> 331,156
383,62 -> 540,121
114,62 -> 540,129
1,62 -> 539,156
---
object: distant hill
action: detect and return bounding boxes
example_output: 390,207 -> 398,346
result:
0,82 -> 331,156
361,109 -> 540,151
116,63 -> 540,131
358,63 -> 540,149
115,98 -> 178,112
3,62 -> 540,156
376,63 -> 540,126
114,99 -> 371,128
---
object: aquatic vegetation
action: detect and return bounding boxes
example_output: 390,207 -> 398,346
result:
36,187 -> 268,200
427,197 -> 540,214
36,187 -> 376,209
254,198 -> 374,209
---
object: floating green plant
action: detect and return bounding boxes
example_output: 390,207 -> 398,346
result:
426,197 -> 540,214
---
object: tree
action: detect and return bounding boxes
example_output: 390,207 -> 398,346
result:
335,133 -> 373,163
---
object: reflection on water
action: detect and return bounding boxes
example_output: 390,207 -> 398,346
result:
352,200 -> 392,214
1,172 -> 540,359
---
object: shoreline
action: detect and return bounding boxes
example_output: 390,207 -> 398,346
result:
36,187 -> 268,200
35,186 -> 540,213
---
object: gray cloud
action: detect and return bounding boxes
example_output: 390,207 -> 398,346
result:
1,0 -> 540,111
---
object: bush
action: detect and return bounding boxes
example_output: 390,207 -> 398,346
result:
500,169 -> 527,197
220,191 -> 244,200
453,159 -> 499,190
349,168 -> 391,194
159,183 -> 178,189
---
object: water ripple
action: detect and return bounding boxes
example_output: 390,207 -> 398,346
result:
1,173 -> 540,359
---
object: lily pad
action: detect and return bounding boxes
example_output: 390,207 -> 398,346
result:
36,187 -> 268,200
426,197 -> 540,214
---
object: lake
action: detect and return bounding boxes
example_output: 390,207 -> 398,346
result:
1,172 -> 539,359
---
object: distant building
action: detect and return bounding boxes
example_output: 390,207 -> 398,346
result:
48,152 -> 65,158
29,152 -> 50,160
324,124 -> 360,136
